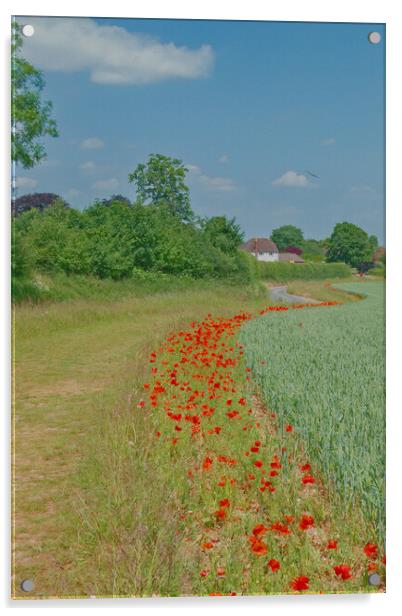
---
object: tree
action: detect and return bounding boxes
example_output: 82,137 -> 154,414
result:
12,192 -> 69,216
271,225 -> 304,250
11,23 -> 58,169
128,154 -> 193,222
100,194 -> 131,208
300,238 -> 326,261
202,216 -> 244,254
368,234 -> 379,253
326,222 -> 372,267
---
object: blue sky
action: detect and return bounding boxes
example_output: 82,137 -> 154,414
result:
15,17 -> 385,242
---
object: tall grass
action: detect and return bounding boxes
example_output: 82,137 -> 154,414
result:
239,281 -> 385,543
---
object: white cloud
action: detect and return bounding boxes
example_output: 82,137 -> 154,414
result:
16,176 -> 38,190
18,17 -> 214,85
91,178 -> 119,191
218,154 -> 229,163
81,138 -> 104,150
186,163 -> 236,192
67,188 -> 81,197
272,170 -> 315,188
321,137 -> 336,146
80,161 -> 97,172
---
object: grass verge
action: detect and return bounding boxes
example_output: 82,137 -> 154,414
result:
12,277 -> 371,597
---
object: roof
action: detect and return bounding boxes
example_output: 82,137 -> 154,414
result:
240,237 -> 278,254
278,252 -> 305,263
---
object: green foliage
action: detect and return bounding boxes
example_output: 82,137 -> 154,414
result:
326,222 -> 373,267
271,225 -> 304,250
240,282 -> 385,542
300,238 -> 326,261
12,199 -> 258,297
202,215 -> 244,254
370,267 -> 385,278
128,154 -> 193,222
368,234 -> 379,253
258,261 -> 351,281
11,22 -> 58,168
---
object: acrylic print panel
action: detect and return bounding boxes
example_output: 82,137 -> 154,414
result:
11,15 -> 385,599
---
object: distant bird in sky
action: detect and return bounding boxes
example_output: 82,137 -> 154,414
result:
305,170 -> 320,179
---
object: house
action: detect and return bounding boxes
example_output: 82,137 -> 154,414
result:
240,237 -> 279,262
278,252 -> 305,264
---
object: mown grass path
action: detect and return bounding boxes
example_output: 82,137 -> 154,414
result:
12,285 -> 267,598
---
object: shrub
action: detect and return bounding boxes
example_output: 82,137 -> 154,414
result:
258,261 -> 351,281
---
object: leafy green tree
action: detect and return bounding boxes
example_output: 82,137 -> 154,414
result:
300,238 -> 326,261
11,23 -> 58,168
368,234 -> 379,253
100,194 -> 131,207
326,222 -> 372,267
202,215 -> 244,254
128,154 -> 193,222
271,225 -> 304,250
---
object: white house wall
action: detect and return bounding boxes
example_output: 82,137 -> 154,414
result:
256,252 -> 279,262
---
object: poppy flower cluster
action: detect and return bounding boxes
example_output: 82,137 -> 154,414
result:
138,300 -> 384,596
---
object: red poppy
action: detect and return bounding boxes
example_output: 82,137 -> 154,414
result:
214,508 -> 227,521
270,522 -> 291,535
363,543 -> 378,559
216,567 -> 225,577
299,515 -> 314,531
285,425 -> 293,432
248,536 -> 268,555
254,460 -> 263,468
291,576 -> 309,591
219,498 -> 230,508
327,540 -> 338,550
368,563 -> 377,572
202,542 -> 214,550
200,569 -> 208,577
333,564 -> 352,580
301,474 -> 315,485
252,523 -> 268,536
202,456 -> 213,470
267,559 -> 280,572
299,463 -> 311,472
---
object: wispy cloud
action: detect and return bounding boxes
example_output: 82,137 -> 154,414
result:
187,164 -> 236,192
272,170 -> 316,188
218,154 -> 229,163
80,161 -> 97,172
91,178 -> 119,191
16,176 -> 38,190
349,185 -> 376,194
18,17 -> 214,85
81,138 -> 104,150
66,188 -> 81,197
321,137 -> 336,146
